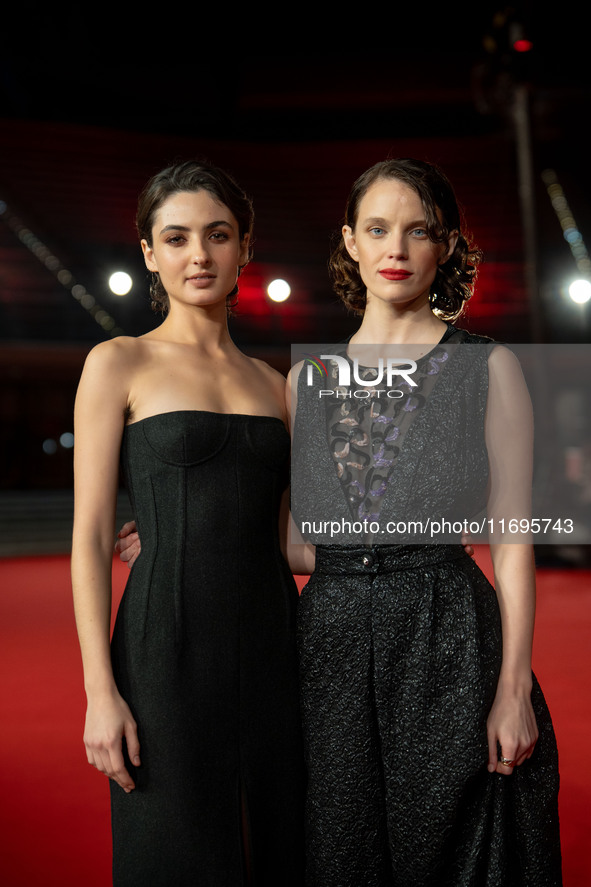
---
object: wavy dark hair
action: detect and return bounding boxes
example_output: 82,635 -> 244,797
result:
329,158 -> 482,319
136,159 -> 254,314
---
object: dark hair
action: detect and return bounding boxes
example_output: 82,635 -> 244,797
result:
328,158 -> 482,319
136,159 -> 255,314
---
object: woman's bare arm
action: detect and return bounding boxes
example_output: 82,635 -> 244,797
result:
485,346 -> 538,775
282,367 -> 316,575
71,340 -> 140,792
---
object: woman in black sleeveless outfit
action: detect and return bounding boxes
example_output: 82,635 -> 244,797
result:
72,161 -> 304,886
290,159 -> 562,886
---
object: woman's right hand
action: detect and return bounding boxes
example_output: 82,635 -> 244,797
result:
460,533 -> 474,558
84,689 -> 141,792
115,520 -> 141,568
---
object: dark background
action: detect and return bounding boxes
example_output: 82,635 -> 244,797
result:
1,3 -> 590,509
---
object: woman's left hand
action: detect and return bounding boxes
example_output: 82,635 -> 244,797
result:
115,520 -> 141,568
486,682 -> 538,775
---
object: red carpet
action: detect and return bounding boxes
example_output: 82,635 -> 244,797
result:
0,551 -> 589,885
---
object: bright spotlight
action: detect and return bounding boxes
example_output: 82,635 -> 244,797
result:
267,279 -> 291,302
109,271 -> 133,296
513,39 -> 533,53
569,279 -> 591,304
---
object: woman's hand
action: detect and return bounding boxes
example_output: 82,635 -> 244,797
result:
115,520 -> 141,568
486,681 -> 538,775
84,689 -> 141,792
460,533 -> 474,558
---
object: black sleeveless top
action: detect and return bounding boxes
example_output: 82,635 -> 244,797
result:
291,326 -> 493,546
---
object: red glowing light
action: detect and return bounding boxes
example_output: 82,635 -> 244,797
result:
513,39 -> 533,52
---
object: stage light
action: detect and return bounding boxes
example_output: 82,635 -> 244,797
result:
42,439 -> 57,455
569,279 -> 591,304
267,279 -> 291,303
109,271 -> 133,296
543,170 -> 591,281
0,198 -> 125,337
57,269 -> 73,286
60,432 -> 74,449
513,39 -> 533,52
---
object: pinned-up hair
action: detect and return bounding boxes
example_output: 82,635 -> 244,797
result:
136,159 -> 254,314
329,158 -> 482,319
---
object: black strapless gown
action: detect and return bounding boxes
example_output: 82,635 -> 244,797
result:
110,411 -> 305,887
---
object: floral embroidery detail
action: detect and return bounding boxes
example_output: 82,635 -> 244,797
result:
325,345 -> 450,527
427,350 -> 449,375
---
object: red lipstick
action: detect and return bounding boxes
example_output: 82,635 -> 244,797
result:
379,269 -> 412,280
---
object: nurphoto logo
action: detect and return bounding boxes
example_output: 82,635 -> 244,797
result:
304,353 -> 418,387
304,353 -> 418,400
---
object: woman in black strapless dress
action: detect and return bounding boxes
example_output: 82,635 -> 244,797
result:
290,159 -> 562,886
72,161 -> 304,886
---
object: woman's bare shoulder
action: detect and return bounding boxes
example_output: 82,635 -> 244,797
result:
286,360 -> 304,385
487,343 -> 528,389
248,355 -> 287,388
81,336 -> 149,378
242,356 -> 290,420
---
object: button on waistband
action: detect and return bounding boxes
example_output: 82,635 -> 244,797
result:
314,544 -> 467,576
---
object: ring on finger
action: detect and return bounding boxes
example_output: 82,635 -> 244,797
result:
499,756 -> 515,767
